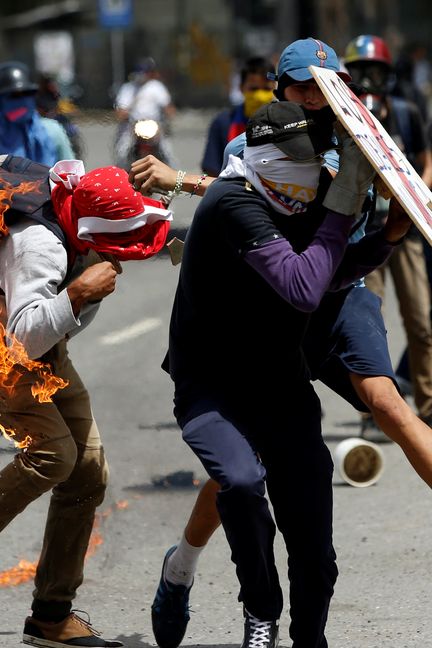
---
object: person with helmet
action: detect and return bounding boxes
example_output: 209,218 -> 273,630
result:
130,36 -> 432,648
0,61 -> 74,165
344,34 -> 393,96
344,35 -> 432,438
113,57 -> 176,169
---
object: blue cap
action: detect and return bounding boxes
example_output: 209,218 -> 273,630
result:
269,37 -> 351,83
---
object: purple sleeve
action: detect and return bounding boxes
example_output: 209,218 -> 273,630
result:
328,229 -> 398,290
244,211 -> 354,312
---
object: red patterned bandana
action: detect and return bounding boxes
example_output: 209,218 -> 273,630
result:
50,162 -> 172,261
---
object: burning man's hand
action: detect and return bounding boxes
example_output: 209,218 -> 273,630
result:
129,155 -> 178,194
67,261 -> 118,316
383,198 -> 412,243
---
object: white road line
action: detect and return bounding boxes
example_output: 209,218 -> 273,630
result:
99,317 -> 163,345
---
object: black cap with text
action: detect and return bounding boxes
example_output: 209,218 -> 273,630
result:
246,101 -> 336,161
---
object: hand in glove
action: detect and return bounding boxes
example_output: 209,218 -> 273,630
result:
323,128 -> 376,216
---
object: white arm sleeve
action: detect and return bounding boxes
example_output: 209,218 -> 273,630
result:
0,221 -> 81,359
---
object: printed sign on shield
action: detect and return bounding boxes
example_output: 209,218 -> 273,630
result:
309,65 -> 432,246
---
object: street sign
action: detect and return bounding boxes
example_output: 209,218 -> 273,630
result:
98,0 -> 132,28
310,65 -> 432,245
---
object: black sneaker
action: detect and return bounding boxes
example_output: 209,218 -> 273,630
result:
241,608 -> 279,648
23,611 -> 123,647
151,546 -> 192,648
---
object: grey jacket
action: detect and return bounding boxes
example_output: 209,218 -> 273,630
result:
0,215 -> 99,359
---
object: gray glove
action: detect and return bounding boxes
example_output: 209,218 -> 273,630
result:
323,130 -> 376,216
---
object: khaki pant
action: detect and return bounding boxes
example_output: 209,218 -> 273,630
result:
365,236 -> 432,419
0,340 -> 109,602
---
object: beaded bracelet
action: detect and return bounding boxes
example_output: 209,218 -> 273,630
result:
173,170 -> 186,196
190,173 -> 208,197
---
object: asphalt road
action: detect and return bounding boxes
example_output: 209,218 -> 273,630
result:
1,115 -> 432,648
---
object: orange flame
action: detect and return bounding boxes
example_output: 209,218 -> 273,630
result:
0,500 -> 129,587
0,559 -> 37,587
0,424 -> 32,449
85,513 -> 104,558
0,178 -> 42,237
0,323 -> 69,448
0,175 -> 68,449
0,323 -> 69,402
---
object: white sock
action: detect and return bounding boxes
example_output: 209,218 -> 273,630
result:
165,534 -> 205,587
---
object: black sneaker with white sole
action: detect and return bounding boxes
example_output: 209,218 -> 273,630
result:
240,608 -> 279,648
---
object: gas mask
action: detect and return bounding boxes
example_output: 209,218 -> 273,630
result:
345,62 -> 391,96
359,93 -> 386,120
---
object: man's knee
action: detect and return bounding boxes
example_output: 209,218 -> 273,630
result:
219,462 -> 266,501
52,445 -> 109,508
19,434 -> 78,490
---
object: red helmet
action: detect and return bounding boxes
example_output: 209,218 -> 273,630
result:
344,35 -> 392,67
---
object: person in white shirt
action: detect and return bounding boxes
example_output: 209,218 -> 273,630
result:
114,58 -> 175,168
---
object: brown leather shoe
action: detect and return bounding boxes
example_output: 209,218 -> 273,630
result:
23,611 -> 123,647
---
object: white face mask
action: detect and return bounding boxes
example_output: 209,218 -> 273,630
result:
255,156 -> 323,214
221,143 -> 323,215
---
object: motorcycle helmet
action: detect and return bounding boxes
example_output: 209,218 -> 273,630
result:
0,61 -> 38,95
344,35 -> 393,95
135,57 -> 157,74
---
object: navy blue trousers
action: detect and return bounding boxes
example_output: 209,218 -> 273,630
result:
180,383 -> 337,648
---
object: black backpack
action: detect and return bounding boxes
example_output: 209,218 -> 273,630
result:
0,155 -> 67,249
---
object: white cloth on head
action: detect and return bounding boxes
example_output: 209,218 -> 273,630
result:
220,143 -> 323,215
49,159 -> 86,191
76,206 -> 173,241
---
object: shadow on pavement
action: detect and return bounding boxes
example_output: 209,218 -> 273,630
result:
114,636 -> 151,648
184,645 -> 292,648
323,433 -> 361,442
115,641 -> 245,648
184,645 -> 242,648
137,421 -> 179,431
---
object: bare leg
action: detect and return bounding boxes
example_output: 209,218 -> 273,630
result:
164,479 -> 221,587
184,478 -> 221,546
350,374 -> 432,488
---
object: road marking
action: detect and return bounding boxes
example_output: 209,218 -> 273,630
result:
99,317 -> 163,345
